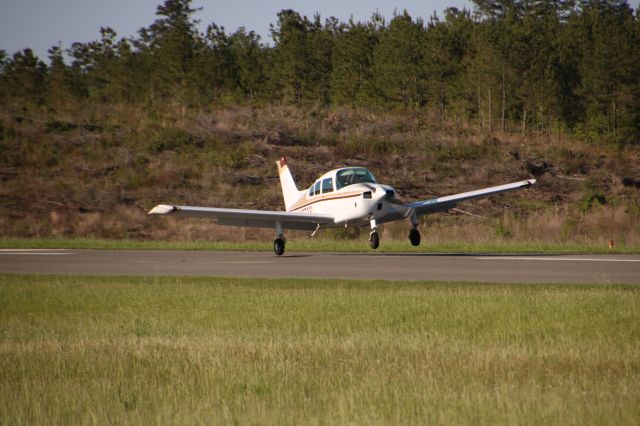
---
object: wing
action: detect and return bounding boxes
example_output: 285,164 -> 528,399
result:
405,179 -> 536,217
148,205 -> 335,231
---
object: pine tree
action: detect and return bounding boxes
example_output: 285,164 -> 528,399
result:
577,1 -> 638,144
306,14 -> 335,104
136,0 -> 201,106
2,49 -> 47,104
371,11 -> 425,109
46,45 -> 73,107
330,19 -> 378,106
229,28 -> 265,101
423,8 -> 472,126
269,10 -> 311,103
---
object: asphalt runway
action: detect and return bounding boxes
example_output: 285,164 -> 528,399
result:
1,249 -> 639,283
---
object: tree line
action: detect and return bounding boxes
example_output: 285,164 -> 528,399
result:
1,0 -> 639,144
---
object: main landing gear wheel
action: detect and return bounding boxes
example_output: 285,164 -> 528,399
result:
409,228 -> 421,246
274,238 -> 286,256
369,231 -> 380,250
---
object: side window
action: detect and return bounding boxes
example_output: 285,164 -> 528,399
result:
309,186 -> 314,196
321,178 -> 333,194
313,181 -> 321,196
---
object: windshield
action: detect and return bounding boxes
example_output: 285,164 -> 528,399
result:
336,168 -> 377,189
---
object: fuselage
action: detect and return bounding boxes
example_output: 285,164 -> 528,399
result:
288,167 -> 408,226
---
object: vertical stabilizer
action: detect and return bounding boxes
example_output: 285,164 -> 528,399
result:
276,157 -> 302,211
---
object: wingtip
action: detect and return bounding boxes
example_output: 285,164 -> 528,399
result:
148,204 -> 176,215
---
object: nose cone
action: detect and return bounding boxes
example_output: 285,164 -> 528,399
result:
373,184 -> 395,200
369,184 -> 396,207
369,184 -> 389,202
385,188 -> 395,200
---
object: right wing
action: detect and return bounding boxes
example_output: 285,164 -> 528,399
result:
148,205 -> 335,231
405,179 -> 536,217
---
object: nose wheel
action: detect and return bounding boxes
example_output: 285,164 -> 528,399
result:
408,228 -> 421,246
369,231 -> 380,249
368,217 -> 380,250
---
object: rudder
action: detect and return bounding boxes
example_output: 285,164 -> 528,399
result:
276,157 -> 302,211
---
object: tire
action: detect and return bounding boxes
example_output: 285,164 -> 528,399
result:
409,228 -> 421,246
274,238 -> 285,256
369,231 -> 380,249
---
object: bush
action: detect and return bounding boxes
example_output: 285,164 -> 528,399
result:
580,191 -> 607,213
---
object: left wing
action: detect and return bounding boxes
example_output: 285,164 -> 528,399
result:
148,205 -> 335,231
405,179 -> 536,217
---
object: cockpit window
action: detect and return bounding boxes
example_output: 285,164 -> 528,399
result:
335,168 -> 377,189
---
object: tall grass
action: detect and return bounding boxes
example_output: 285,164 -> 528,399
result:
1,275 -> 639,424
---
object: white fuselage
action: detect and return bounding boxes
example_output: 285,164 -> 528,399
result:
288,167 -> 410,227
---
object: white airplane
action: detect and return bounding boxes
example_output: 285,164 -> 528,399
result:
149,158 -> 535,255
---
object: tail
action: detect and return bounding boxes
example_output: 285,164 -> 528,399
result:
276,157 -> 302,211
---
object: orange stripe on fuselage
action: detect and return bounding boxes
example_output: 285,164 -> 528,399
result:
290,190 -> 362,212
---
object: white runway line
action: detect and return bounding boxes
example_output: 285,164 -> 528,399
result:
133,261 -> 275,265
475,257 -> 640,262
0,249 -> 73,255
0,253 -> 73,255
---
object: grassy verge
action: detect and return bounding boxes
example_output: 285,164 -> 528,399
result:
1,275 -> 639,424
1,237 -> 639,254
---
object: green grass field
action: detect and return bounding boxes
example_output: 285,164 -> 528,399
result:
2,237 -> 639,254
1,275 -> 638,424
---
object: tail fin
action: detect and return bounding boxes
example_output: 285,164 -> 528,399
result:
276,157 -> 301,211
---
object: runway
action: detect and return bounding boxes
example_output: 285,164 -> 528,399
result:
1,249 -> 639,283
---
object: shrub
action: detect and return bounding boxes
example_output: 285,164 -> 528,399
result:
580,191 -> 607,213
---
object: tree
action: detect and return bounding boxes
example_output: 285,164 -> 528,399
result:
371,11 -> 425,109
136,0 -> 201,105
68,28 -> 135,103
423,8 -> 472,126
269,10 -> 312,103
46,45 -> 74,106
306,14 -> 336,104
2,49 -> 47,103
575,1 -> 639,144
330,19 -> 378,106
229,27 -> 265,100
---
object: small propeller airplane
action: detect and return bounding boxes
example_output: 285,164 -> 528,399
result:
149,158 -> 535,255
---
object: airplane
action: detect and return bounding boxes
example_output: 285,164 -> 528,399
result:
149,157 -> 535,255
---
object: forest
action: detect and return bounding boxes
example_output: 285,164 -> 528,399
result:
1,0 -> 639,145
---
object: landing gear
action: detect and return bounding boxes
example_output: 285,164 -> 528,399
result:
274,221 -> 285,256
369,231 -> 380,249
274,238 -> 286,256
408,212 -> 421,247
409,228 -> 421,246
369,217 -> 380,250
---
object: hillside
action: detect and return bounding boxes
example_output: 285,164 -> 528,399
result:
1,103 -> 639,247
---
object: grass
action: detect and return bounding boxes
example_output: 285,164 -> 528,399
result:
2,237 -> 639,254
1,275 -> 639,424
